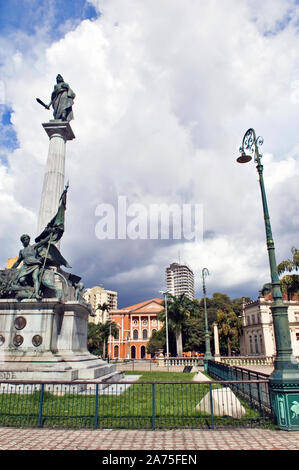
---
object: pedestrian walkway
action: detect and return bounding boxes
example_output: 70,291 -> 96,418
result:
0,427 -> 298,450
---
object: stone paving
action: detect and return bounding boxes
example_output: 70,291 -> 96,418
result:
0,427 -> 298,450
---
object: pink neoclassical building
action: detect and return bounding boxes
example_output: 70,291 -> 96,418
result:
107,298 -> 164,360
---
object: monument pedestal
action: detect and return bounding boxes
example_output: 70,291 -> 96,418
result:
0,298 -> 116,382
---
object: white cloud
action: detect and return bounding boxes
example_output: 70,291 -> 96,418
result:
1,0 -> 299,304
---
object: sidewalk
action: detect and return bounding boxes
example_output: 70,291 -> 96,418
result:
0,427 -> 298,450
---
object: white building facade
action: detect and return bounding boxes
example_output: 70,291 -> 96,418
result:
240,295 -> 299,358
83,286 -> 118,324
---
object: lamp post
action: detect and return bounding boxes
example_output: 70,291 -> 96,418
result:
237,128 -> 299,430
160,290 -> 170,358
108,316 -> 112,362
202,268 -> 213,371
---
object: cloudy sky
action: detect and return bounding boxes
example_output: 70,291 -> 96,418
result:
1,0 -> 299,307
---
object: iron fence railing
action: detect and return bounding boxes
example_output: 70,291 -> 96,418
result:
207,361 -> 272,415
0,378 -> 273,430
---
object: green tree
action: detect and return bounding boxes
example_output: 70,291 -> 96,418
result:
150,292 -> 250,357
146,328 -> 165,356
182,316 -> 205,353
158,293 -> 192,356
216,309 -> 242,356
277,247 -> 299,300
99,319 -> 119,358
87,320 -> 118,358
96,302 -> 111,357
97,302 -> 110,322
87,322 -> 103,356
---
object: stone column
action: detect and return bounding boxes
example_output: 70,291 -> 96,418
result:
213,322 -> 220,359
37,121 -> 75,235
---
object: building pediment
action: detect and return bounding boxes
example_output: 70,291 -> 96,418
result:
128,299 -> 164,314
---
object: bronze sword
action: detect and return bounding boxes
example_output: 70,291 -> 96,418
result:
36,98 -> 49,109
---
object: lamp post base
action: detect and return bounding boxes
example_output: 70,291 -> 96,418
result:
204,353 -> 214,372
269,362 -> 299,431
268,301 -> 299,430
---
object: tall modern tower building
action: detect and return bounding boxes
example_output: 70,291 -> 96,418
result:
165,263 -> 195,300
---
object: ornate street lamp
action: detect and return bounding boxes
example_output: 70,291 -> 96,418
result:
202,268 -> 213,371
237,128 -> 299,430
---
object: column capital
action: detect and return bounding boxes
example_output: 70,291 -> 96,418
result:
42,121 -> 75,141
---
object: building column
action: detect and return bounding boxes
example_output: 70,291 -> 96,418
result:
263,325 -> 274,356
38,121 -> 75,236
213,323 -> 220,359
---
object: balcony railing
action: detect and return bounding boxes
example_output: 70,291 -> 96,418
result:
219,356 -> 275,366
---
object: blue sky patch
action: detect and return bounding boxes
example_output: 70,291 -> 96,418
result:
0,1 -> 99,162
0,105 -> 19,166
0,0 -> 99,41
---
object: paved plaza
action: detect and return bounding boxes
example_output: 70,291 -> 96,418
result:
0,427 -> 298,451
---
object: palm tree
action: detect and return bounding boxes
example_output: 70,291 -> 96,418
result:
87,323 -> 103,356
159,293 -> 191,357
216,309 -> 242,356
99,319 -> 119,358
97,302 -> 110,323
96,303 -> 111,358
277,247 -> 299,300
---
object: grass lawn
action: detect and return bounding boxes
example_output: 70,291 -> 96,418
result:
125,370 -> 198,382
0,371 -> 274,429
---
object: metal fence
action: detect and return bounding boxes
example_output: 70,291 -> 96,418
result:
207,360 -> 272,415
0,378 -> 273,430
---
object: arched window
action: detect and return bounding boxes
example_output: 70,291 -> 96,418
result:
249,336 -> 253,354
114,345 -> 119,359
140,346 -> 146,359
254,335 -> 258,354
259,335 -> 264,355
152,329 -> 157,334
133,329 -> 138,340
142,329 -> 148,339
131,345 -> 136,359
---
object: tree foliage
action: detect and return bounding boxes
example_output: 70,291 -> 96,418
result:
216,309 -> 242,356
277,247 -> 299,300
87,320 -> 119,357
157,293 -> 193,356
147,292 -> 249,357
87,322 -> 103,356
146,328 -> 165,356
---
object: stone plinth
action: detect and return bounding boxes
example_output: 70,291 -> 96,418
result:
37,121 -> 75,236
0,298 -> 115,382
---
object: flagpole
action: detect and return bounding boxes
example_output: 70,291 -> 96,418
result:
38,232 -> 53,295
